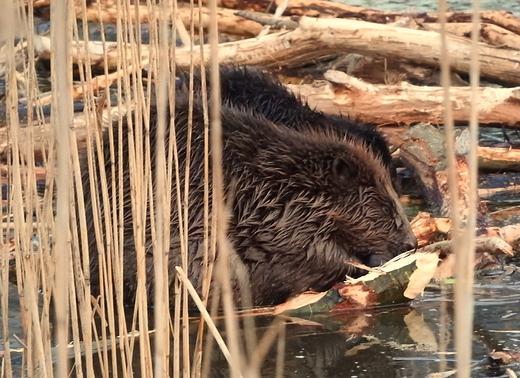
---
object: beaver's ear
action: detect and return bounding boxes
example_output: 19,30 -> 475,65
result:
332,157 -> 356,179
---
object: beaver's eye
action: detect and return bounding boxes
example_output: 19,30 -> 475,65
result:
381,205 -> 391,215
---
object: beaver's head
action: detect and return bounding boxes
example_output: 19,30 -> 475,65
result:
227,118 -> 417,306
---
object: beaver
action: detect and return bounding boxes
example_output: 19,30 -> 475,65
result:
176,66 -> 397,187
82,71 -> 417,308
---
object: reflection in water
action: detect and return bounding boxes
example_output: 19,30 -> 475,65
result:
206,273 -> 520,377
3,272 -> 520,376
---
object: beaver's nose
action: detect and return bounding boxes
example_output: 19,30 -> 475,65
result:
403,234 -> 418,252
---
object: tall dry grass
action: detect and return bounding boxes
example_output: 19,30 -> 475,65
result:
0,0 -> 483,377
438,0 -> 480,377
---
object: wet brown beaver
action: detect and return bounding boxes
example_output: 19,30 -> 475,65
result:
176,66 -> 397,188
82,68 -> 417,308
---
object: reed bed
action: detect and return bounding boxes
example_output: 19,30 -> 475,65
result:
0,0 -> 484,377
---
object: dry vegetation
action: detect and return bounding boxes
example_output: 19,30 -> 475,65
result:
1,0 -> 520,377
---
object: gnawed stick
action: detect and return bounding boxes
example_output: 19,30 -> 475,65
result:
274,236 -> 514,315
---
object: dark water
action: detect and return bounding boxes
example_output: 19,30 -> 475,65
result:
239,271 -> 520,378
5,271 -> 520,377
337,0 -> 520,16
66,270 -> 519,377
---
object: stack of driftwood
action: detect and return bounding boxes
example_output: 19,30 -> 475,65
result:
6,0 -> 520,310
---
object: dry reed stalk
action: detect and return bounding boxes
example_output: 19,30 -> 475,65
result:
50,0 -> 74,376
191,0 -> 215,373
182,1 -> 197,375
438,1 -> 460,376
173,276 -> 182,378
9,0 -> 55,376
453,0 -> 480,377
200,281 -> 221,378
166,0 -> 191,375
83,87 -> 110,376
78,0 -> 144,375
175,267 -> 233,362
70,2 -> 110,376
0,206 -> 10,378
207,0 -> 245,376
20,1 -> 61,376
119,0 -> 154,374
439,0 -> 479,377
95,1 -> 137,374
0,178 -> 11,376
152,0 -> 172,376
244,317 -> 284,376
274,321 -> 286,378
0,2 -> 18,377
91,83 -> 120,377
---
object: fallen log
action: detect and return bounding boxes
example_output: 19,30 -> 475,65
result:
288,70 -> 520,127
387,123 -> 478,219
33,35 -> 146,72
410,212 -> 451,247
422,236 -> 514,256
177,5 -> 263,37
278,2 -> 520,37
171,17 -> 520,85
8,93 -> 520,168
478,146 -> 520,171
32,17 -> 520,105
480,224 -> 520,245
419,10 -> 520,36
426,23 -> 520,50
326,54 -> 468,86
479,184 -> 520,200
33,2 -> 263,37
213,0 -> 520,37
235,10 -> 299,31
409,211 -> 520,247
31,0 -> 520,38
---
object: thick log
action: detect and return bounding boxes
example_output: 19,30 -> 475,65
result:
479,184 -> 520,200
34,2 -> 262,37
33,17 -> 520,105
278,2 -> 520,37
410,212 -> 451,247
217,0 -> 520,36
410,211 -> 520,247
420,10 -> 520,36
175,5 -> 263,36
31,0 -> 520,37
34,36 -> 520,127
288,70 -> 520,127
386,124 -> 477,219
481,224 -> 520,245
173,17 -> 520,85
327,54 -> 468,86
235,10 -> 299,31
478,146 -> 520,171
34,35 -> 142,72
426,23 -> 520,51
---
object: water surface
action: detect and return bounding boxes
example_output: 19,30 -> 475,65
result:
337,0 -> 520,15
